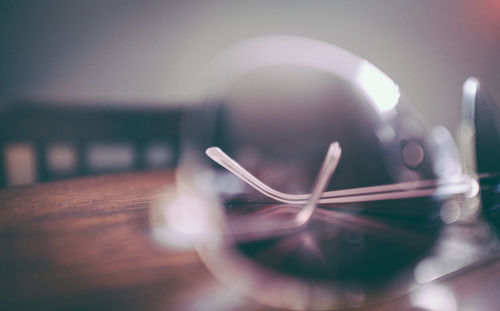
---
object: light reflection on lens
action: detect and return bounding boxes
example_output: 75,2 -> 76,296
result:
410,284 -> 457,311
356,61 -> 400,117
440,201 -> 462,224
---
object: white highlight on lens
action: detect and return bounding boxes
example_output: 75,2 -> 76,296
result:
183,284 -> 245,311
440,200 -> 461,224
463,78 -> 479,97
152,186 -> 223,251
165,193 -> 214,237
357,61 -> 400,116
410,284 -> 457,311
461,77 -> 479,125
414,258 -> 440,284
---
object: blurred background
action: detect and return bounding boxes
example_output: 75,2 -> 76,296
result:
1,0 -> 499,187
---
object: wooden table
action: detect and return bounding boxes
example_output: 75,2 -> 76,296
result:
1,171 -> 500,310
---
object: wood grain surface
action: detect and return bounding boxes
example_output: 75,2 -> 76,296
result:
1,171 -> 499,310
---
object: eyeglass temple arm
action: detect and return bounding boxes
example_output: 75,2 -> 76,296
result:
205,147 -> 306,204
296,142 -> 341,224
224,142 -> 341,242
205,147 -> 475,205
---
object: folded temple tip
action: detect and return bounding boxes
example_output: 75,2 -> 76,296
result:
329,141 -> 342,157
205,146 -> 220,157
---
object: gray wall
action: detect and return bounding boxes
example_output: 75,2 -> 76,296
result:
1,0 -> 500,132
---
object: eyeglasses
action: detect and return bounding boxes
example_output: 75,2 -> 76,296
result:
152,36 -> 500,310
